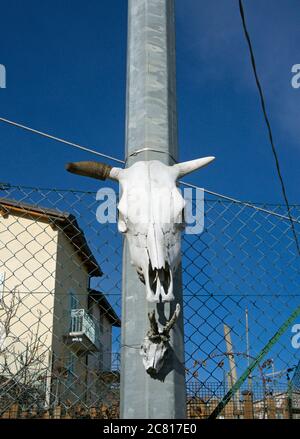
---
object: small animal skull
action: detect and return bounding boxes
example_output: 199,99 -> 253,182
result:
140,338 -> 168,377
66,156 -> 215,302
140,303 -> 181,375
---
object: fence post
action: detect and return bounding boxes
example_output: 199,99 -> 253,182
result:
266,395 -> 276,419
242,390 -> 254,419
53,405 -> 62,419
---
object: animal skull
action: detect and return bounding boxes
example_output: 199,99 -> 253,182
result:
66,156 -> 215,302
140,303 -> 181,375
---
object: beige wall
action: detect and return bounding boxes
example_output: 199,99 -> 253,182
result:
0,211 -> 112,406
0,213 -> 57,381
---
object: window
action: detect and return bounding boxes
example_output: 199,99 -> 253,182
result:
68,352 -> 76,374
69,289 -> 79,310
0,272 -> 5,303
66,352 -> 77,387
68,289 -> 80,332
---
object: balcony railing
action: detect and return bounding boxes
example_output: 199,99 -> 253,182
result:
111,352 -> 121,371
66,309 -> 98,352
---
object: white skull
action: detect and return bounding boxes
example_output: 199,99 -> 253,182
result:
140,304 -> 181,375
66,157 -> 215,302
140,337 -> 168,375
113,158 -> 215,302
117,161 -> 182,302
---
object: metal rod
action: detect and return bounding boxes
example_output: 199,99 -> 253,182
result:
245,308 -> 252,392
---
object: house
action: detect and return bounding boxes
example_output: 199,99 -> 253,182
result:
252,390 -> 300,419
0,198 -> 120,409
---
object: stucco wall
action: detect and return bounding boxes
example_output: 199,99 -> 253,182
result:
0,211 -> 111,406
0,213 -> 57,380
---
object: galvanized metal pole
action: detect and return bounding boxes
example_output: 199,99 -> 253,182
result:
120,0 -> 186,419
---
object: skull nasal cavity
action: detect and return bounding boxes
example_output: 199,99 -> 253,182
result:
146,224 -> 166,269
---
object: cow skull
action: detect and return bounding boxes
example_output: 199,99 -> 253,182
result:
66,156 -> 215,302
140,303 -> 181,375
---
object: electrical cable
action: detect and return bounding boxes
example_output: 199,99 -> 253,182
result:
0,117 -> 124,164
238,0 -> 300,255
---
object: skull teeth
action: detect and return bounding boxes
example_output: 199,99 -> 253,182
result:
143,261 -> 174,303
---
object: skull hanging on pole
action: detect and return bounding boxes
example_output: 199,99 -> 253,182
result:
66,157 -> 214,374
140,303 -> 181,376
66,157 -> 215,303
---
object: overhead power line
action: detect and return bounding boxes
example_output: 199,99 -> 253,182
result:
238,0 -> 300,255
0,117 -> 124,164
1,115 -> 299,236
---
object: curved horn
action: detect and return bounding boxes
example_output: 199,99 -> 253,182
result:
65,161 -> 122,181
163,303 -> 181,336
173,156 -> 215,179
148,310 -> 159,337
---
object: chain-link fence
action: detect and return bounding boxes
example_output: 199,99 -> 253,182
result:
0,183 -> 299,419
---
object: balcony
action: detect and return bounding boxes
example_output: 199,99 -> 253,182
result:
111,352 -> 121,371
64,309 -> 99,353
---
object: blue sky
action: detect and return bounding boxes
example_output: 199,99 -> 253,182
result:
0,0 -> 299,204
0,0 -> 299,388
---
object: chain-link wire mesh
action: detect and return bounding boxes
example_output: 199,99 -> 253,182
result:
0,183 -> 299,419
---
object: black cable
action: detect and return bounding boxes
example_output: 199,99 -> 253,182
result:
238,0 -> 300,255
